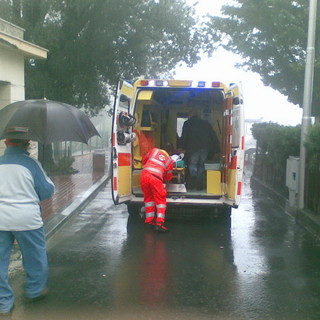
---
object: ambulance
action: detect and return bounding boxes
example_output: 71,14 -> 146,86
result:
111,79 -> 245,221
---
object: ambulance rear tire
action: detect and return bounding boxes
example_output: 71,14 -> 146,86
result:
210,206 -> 231,225
127,203 -> 141,216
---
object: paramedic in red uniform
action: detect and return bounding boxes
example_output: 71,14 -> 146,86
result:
140,148 -> 174,233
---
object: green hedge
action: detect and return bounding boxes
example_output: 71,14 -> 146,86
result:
251,122 -> 301,195
251,121 -> 320,214
251,122 -> 301,161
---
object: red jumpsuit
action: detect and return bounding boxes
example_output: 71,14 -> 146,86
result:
140,148 -> 174,225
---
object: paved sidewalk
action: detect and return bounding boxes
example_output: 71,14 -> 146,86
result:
43,152 -> 110,237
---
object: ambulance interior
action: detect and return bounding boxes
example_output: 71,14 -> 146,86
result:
132,87 -> 225,198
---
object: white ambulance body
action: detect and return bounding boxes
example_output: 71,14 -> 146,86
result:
111,79 -> 245,220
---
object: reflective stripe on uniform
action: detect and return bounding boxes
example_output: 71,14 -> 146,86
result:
156,204 -> 167,209
146,212 -> 155,218
148,149 -> 171,169
143,167 -> 163,176
157,213 -> 165,219
165,158 -> 172,168
149,149 -> 159,158
149,157 -> 166,168
145,201 -> 155,207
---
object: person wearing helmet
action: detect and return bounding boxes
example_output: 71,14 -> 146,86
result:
0,139 -> 55,316
140,147 -> 174,233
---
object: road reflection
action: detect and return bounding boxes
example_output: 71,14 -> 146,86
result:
12,175 -> 320,320
114,212 -> 237,317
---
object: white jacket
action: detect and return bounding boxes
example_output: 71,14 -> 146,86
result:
0,147 -> 55,231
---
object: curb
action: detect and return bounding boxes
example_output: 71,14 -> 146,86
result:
295,209 -> 320,239
250,176 -> 288,209
251,176 -> 320,239
44,174 -> 110,239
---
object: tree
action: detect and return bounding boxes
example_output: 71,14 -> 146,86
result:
207,0 -> 320,115
0,0 -> 204,115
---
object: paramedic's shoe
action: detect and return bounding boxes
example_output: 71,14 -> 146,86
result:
155,222 -> 168,233
145,220 -> 156,227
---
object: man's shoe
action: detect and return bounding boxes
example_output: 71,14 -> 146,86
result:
0,305 -> 14,318
25,288 -> 48,302
155,223 -> 168,233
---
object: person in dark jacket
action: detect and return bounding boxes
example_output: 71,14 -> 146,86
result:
180,111 -> 220,190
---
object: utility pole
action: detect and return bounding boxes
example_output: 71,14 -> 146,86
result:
298,0 -> 318,209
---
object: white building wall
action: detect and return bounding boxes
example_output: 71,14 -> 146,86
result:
0,19 -> 47,156
0,48 -> 25,109
0,49 -> 25,155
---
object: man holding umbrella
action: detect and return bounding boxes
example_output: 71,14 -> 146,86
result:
0,138 -> 54,316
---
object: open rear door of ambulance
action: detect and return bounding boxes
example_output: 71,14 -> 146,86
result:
224,83 -> 245,207
111,80 -> 135,205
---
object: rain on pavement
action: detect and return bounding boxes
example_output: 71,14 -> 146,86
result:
8,170 -> 320,320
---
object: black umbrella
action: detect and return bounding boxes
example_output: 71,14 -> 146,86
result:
0,99 -> 100,144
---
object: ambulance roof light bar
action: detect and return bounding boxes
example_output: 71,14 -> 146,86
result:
191,81 -> 206,87
139,80 -> 169,87
191,81 -> 221,88
139,79 -> 221,88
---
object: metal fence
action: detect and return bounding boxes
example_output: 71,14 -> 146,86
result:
252,153 -> 289,198
252,152 -> 320,215
52,109 -> 111,159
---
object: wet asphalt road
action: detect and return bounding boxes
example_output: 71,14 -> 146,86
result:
9,172 -> 320,320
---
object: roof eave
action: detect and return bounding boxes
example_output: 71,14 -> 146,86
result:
0,31 -> 48,59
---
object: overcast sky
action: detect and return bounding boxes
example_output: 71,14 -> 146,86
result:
174,0 -> 303,126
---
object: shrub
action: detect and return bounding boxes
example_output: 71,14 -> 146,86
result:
251,122 -> 300,194
251,122 -> 300,162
